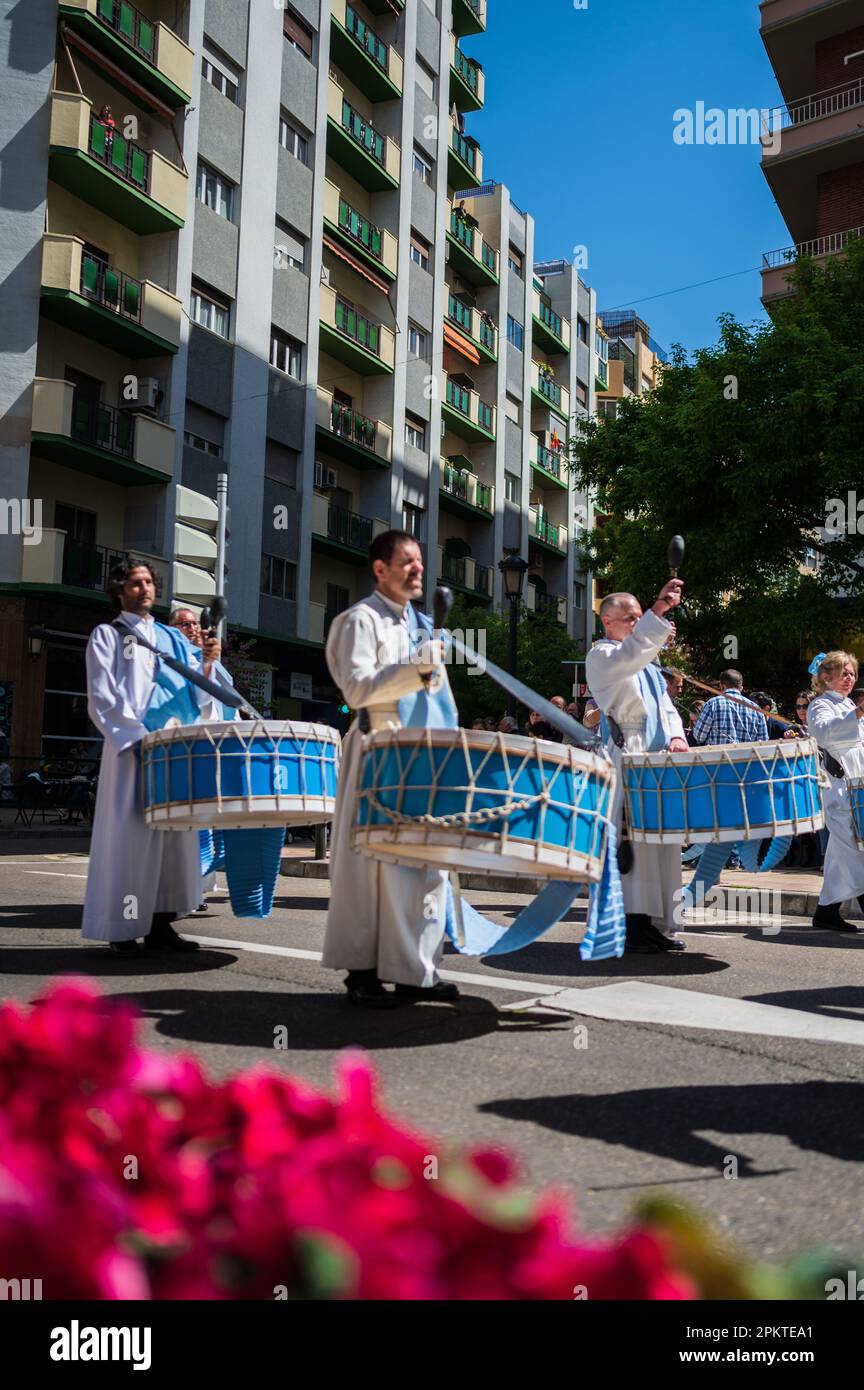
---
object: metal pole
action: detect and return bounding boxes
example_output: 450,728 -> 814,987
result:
314,823 -> 327,860
215,473 -> 228,639
507,596 -> 518,717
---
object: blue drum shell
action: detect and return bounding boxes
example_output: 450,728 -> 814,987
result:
143,728 -> 339,813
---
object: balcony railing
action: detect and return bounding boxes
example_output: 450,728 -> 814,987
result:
80,251 -> 141,321
536,374 -> 562,409
447,294 -> 473,334
451,128 -> 478,172
95,0 -> 157,62
325,504 -> 374,552
534,442 -> 562,478
329,400 -> 379,453
345,3 -> 388,70
534,591 -> 563,620
762,224 -> 864,268
530,509 -> 566,550
341,98 -> 386,167
453,45 -> 480,94
442,463 -> 470,501
88,113 -> 149,191
335,296 -> 381,356
773,76 -> 864,130
537,299 -> 563,339
61,537 -> 127,591
70,395 -> 134,457
338,196 -> 385,263
442,553 -> 467,587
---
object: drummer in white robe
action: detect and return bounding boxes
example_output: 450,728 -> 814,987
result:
82,562 -> 220,957
806,650 -> 864,935
585,580 -> 688,954
323,530 -> 458,1008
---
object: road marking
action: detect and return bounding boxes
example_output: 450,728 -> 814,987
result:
540,981 -> 864,1047
22,871 -> 88,879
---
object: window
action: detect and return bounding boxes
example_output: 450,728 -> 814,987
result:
265,441 -> 298,487
504,471 -> 520,504
201,42 -> 239,103
274,220 -> 306,272
196,161 -> 234,220
261,554 -> 297,600
184,431 -> 223,457
506,315 -> 523,351
412,146 -> 433,184
279,113 -> 309,164
270,328 -> 302,379
573,582 -> 585,611
283,7 -> 313,59
408,321 -> 429,358
574,378 -> 588,409
641,374 -> 653,394
416,58 -> 437,100
403,503 -> 423,538
576,315 -> 589,344
508,245 -> 523,278
405,414 -> 427,450
504,393 -> 521,425
190,281 -> 230,337
410,231 -> 431,270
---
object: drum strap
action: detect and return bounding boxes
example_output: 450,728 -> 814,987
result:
820,748 -> 844,779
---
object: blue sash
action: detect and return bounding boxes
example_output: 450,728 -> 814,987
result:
141,623 -> 202,732
397,606 -> 459,729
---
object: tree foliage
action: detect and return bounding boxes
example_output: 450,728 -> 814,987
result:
570,239 -> 864,696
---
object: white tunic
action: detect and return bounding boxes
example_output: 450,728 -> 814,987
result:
585,609 -> 685,928
322,592 -> 451,986
807,691 -> 864,906
81,614 -> 208,943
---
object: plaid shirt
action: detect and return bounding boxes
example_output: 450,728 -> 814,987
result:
693,690 -> 768,745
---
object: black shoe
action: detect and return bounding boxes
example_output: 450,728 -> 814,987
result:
393,981 -> 461,1002
145,919 -> 200,952
345,970 -> 398,1009
624,914 -> 662,954
812,906 -> 859,935
642,923 -> 686,953
109,940 -> 143,957
189,903 -> 211,916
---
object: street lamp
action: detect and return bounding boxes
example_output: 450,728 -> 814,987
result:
498,552 -> 528,717
28,626 -> 47,660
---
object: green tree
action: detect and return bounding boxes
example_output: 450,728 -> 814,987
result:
571,239 -> 864,697
445,595 -> 584,725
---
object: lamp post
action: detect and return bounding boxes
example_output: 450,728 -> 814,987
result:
498,552 -> 528,717
28,626 -> 47,661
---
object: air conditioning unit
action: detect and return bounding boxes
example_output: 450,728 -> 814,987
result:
320,265 -> 331,287
120,376 -> 160,411
324,466 -> 338,488
314,461 -> 323,488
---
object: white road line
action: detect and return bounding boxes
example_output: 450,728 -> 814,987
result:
22,871 -> 88,879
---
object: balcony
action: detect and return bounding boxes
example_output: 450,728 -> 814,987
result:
450,35 -> 485,112
446,203 -> 499,285
529,507 -> 568,556
330,0 -> 403,102
760,0 -> 860,104
452,0 -> 486,38
761,224 -> 864,303
31,377 -> 176,485
327,77 -> 400,191
311,494 -> 387,562
441,372 -> 496,443
532,285 -> 571,354
48,94 -> 186,234
595,358 -> 609,392
40,235 -> 181,357
439,457 -> 495,520
437,549 -> 492,601
315,385 -> 391,470
529,433 -> 568,490
364,0 -> 404,11
531,361 -> 570,421
448,121 -> 483,190
58,0 -> 193,110
323,179 -> 397,281
762,78 -> 864,240
320,283 -> 395,375
446,294 -> 497,361
526,586 -> 567,625
21,529 -> 168,598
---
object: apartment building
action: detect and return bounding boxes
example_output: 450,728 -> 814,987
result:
594,309 -> 667,420
0,0 -> 603,766
760,0 -> 864,304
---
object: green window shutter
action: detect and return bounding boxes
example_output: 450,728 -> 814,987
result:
111,132 -> 127,175
96,404 -> 112,447
117,412 -> 133,455
89,119 -> 107,159
119,2 -> 135,42
81,256 -> 99,295
124,278 -> 140,318
98,0 -> 114,23
138,18 -> 155,59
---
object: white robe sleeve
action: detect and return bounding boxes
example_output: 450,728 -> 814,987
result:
86,625 -> 148,754
327,608 -> 425,709
808,698 -> 862,755
586,609 -> 673,686
660,687 -> 686,742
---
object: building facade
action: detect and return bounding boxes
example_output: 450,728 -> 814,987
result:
0,0 -> 603,766
760,0 -> 864,304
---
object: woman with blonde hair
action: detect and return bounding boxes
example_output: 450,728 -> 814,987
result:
807,650 -> 864,933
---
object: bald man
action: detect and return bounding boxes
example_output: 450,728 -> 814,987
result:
585,581 -> 688,954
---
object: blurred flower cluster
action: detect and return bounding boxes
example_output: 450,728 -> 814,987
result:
0,980 -> 696,1300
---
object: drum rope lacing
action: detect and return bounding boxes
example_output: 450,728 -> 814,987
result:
363,786 -> 553,828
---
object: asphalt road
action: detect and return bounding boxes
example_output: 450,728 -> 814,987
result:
1,851 -> 863,1265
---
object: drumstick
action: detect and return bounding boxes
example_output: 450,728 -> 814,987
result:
679,671 -> 799,729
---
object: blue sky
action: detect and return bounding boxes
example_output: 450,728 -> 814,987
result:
466,0 -> 789,355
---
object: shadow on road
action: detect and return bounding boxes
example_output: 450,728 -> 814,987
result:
476,939 -> 730,978
0,904 -> 83,929
479,1080 -> 864,1175
747,985 -> 864,1024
